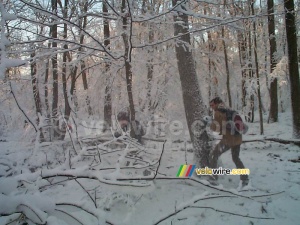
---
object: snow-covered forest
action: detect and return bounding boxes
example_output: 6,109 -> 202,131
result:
0,0 -> 299,224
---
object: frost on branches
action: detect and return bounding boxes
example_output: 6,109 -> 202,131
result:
0,3 -> 26,79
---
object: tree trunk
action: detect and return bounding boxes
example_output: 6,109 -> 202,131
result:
80,1 -> 93,116
44,42 -> 51,141
30,48 -> 44,141
204,5 -> 217,100
121,0 -> 136,129
222,25 -> 232,108
172,0 -> 210,168
233,2 -> 247,109
284,0 -> 300,138
237,31 -> 247,108
51,0 -> 59,138
147,23 -> 154,115
247,1 -> 254,123
60,0 -> 70,140
268,0 -> 278,123
141,0 -> 154,114
103,1 -> 112,128
251,1 -> 264,134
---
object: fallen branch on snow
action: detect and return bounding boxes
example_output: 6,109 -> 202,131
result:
153,193 -> 274,224
242,137 -> 300,146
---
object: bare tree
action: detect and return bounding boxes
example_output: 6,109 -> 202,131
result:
79,1 -> 93,116
121,0 -> 136,135
268,0 -> 278,123
247,0 -> 254,123
51,0 -> 59,139
30,46 -> 44,141
172,0 -> 210,167
220,0 -> 232,108
284,0 -> 300,138
103,1 -> 112,128
251,0 -> 264,134
60,0 -> 70,140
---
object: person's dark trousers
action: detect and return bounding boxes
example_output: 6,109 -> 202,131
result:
209,143 -> 248,181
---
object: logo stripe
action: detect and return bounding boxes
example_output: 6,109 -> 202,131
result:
185,165 -> 192,177
176,165 -> 184,177
188,165 -> 196,177
179,165 -> 187,177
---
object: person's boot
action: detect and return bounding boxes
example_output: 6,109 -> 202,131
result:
242,179 -> 249,187
237,179 -> 250,191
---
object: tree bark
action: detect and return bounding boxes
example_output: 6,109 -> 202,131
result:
251,1 -> 264,134
146,22 -> 154,115
284,0 -> 300,138
51,0 -> 59,138
60,0 -> 70,140
44,42 -> 51,141
237,31 -> 247,108
268,0 -> 278,123
121,0 -> 136,128
222,25 -> 232,108
80,1 -> 93,116
247,1 -> 254,123
172,0 -> 210,167
103,1 -> 112,128
30,48 -> 44,141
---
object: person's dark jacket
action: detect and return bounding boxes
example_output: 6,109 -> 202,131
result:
115,120 -> 145,143
210,104 -> 242,147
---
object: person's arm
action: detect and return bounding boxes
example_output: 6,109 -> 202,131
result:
210,111 -> 222,133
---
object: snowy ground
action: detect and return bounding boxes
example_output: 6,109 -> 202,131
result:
0,112 -> 299,225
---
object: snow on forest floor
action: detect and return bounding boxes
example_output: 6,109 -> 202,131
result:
0,112 -> 299,225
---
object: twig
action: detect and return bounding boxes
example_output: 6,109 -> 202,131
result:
19,0 -> 118,60
149,168 -> 167,176
41,173 -> 151,188
133,0 -> 187,22
18,203 -> 44,224
60,108 -> 78,155
4,213 -> 23,225
134,194 -> 143,206
56,203 -> 114,224
153,195 -> 238,225
9,82 -> 37,132
39,178 -> 73,190
55,209 -> 84,225
115,176 -> 265,202
93,159 -> 158,170
242,138 -> 300,146
103,0 -> 120,16
189,206 -> 274,219
56,203 -> 97,218
153,140 -> 166,179
75,179 -> 97,208
249,191 -> 285,198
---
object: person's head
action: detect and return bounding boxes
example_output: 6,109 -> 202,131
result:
117,111 -> 129,128
209,97 -> 223,110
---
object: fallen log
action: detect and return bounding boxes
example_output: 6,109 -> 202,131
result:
242,137 -> 300,146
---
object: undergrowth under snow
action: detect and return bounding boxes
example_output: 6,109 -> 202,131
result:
0,111 -> 299,225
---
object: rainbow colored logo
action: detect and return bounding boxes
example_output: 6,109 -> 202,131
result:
176,164 -> 196,177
